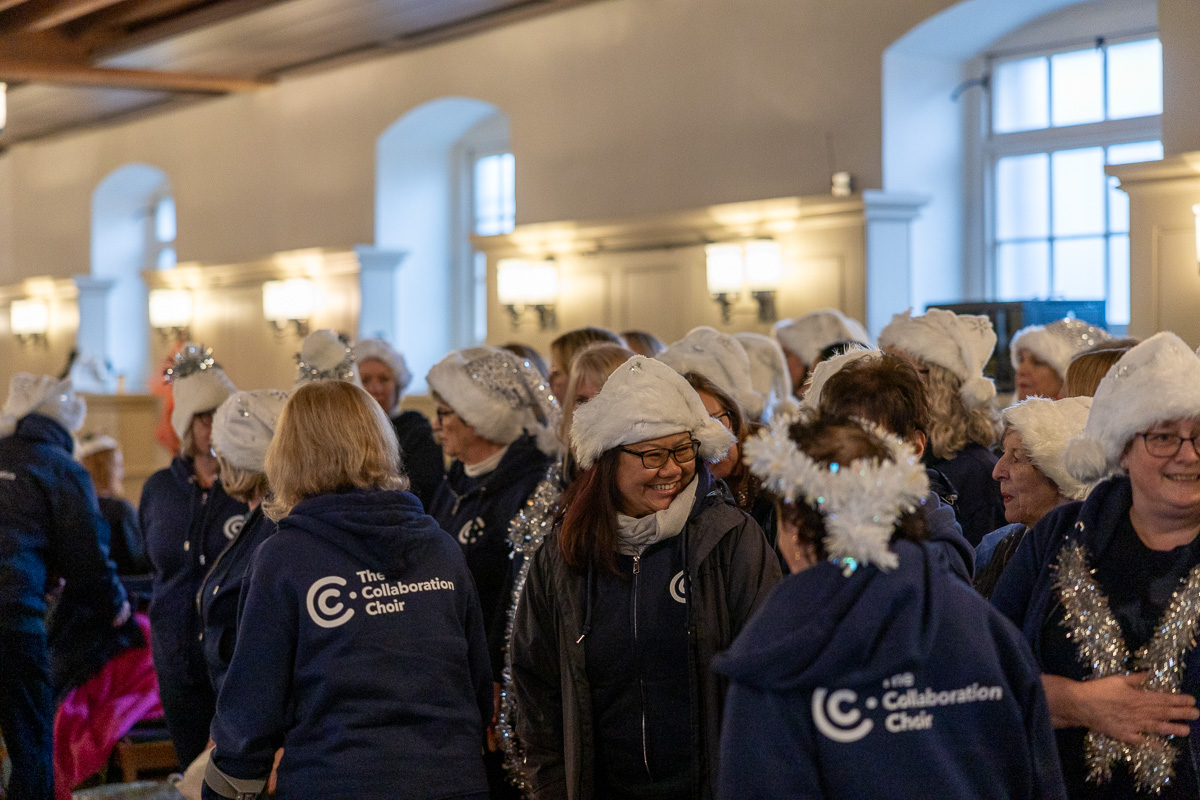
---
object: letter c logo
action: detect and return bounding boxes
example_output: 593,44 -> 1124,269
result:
306,576 -> 355,628
812,688 -> 874,743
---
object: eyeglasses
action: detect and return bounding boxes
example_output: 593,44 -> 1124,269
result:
434,407 -> 458,423
619,440 -> 700,470
1137,432 -> 1200,459
711,410 -> 733,431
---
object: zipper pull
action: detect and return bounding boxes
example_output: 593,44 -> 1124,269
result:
632,555 -> 640,575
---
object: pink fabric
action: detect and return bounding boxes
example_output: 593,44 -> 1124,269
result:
52,613 -> 164,799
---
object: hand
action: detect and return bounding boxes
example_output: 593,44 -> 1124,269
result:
486,681 -> 502,752
1056,673 -> 1199,745
112,600 -> 132,628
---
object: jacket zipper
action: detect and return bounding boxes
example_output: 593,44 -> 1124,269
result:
632,555 -> 652,780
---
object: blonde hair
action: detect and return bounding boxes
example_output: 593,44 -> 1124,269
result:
1064,343 -> 1136,398
80,448 -> 122,498
264,381 -> 406,520
560,343 -> 635,444
924,362 -> 1000,460
216,453 -> 270,505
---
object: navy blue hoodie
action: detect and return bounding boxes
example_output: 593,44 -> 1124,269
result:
713,540 -> 1065,800
206,489 -> 491,800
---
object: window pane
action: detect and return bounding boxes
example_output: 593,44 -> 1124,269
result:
1106,140 -> 1163,166
993,57 -> 1049,133
1052,147 -> 1105,237
1051,49 -> 1103,126
1108,176 -> 1129,234
1108,39 -> 1162,120
474,153 -> 515,236
1052,237 -> 1106,298
997,241 -> 1050,300
1107,235 -> 1130,326
155,197 -> 176,243
996,153 -> 1049,240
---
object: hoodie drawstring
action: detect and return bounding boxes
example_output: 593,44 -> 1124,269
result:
576,562 -> 594,644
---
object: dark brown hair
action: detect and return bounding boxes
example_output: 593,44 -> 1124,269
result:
620,330 -> 665,358
558,448 -> 624,574
500,343 -> 549,379
817,353 -> 929,441
682,371 -> 762,510
550,327 -> 624,373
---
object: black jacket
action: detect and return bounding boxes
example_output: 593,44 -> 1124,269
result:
392,410 -> 444,511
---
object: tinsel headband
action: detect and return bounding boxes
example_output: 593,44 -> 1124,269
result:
742,411 -> 929,573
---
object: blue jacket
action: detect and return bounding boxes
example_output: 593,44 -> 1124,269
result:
991,476 -> 1200,796
206,489 -> 491,800
0,413 -> 125,634
429,433 -> 550,674
198,505 -> 277,696
929,442 -> 1006,547
714,539 -> 1065,800
140,457 -> 248,685
921,487 -> 975,584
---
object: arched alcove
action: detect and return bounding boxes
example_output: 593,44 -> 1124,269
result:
89,163 -> 175,391
376,97 -> 510,393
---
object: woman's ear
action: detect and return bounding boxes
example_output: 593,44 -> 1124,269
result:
908,430 -> 927,460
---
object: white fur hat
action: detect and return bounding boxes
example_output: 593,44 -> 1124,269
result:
878,308 -> 997,408
353,338 -> 413,415
294,329 -> 361,388
76,433 -> 119,461
1009,318 -> 1112,380
169,344 -> 237,442
774,309 -> 871,367
571,355 -> 735,470
2,374 -> 87,435
1002,396 -> 1093,501
800,345 -> 880,411
658,326 -> 764,420
426,346 -> 561,454
735,331 -> 797,421
212,389 -> 289,473
1064,332 -> 1200,484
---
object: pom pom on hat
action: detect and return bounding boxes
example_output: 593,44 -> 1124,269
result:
295,329 -> 360,388
658,326 -> 764,420
1065,331 -> 1200,484
353,338 -> 413,413
427,347 -> 562,455
1002,396 -> 1093,500
735,331 -> 796,421
1010,318 -> 1112,380
169,344 -> 236,441
774,309 -> 870,367
212,389 -> 289,473
571,355 -> 735,470
878,308 -> 997,409
2,374 -> 86,434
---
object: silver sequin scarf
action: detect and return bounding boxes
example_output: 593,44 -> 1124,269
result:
1054,543 -> 1200,794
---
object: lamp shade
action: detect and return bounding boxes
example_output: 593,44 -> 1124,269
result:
705,243 -> 744,294
745,239 -> 782,291
10,298 -> 48,336
148,289 -> 193,329
263,278 -> 315,322
497,258 -> 559,305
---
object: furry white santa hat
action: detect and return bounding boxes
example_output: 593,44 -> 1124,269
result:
1065,332 -> 1200,484
774,309 -> 871,368
734,331 -> 797,421
168,344 -> 237,441
75,433 -> 119,461
1,374 -> 87,436
353,338 -> 413,414
878,308 -> 997,409
1002,396 -> 1093,501
658,326 -> 764,420
571,355 -> 735,470
426,346 -> 561,454
294,329 -> 361,388
800,345 -> 880,410
212,389 -> 289,473
1009,318 -> 1112,380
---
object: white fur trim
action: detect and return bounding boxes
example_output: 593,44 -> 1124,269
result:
774,309 -> 871,367
171,367 -> 236,442
1066,332 -> 1200,483
212,389 -> 289,472
659,326 -> 764,419
294,329 -> 361,388
76,434 -> 119,461
354,338 -> 413,414
735,332 -> 794,423
1009,319 -> 1112,380
3,374 -> 86,433
571,355 -> 735,470
878,308 -> 997,408
1002,396 -> 1093,501
800,345 -> 879,410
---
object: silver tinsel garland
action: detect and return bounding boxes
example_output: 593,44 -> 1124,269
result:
1054,543 -> 1200,794
495,461 -> 565,794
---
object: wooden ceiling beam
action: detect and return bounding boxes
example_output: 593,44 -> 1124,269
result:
23,0 -> 132,32
77,0 -> 203,30
0,58 -> 271,91
0,0 -> 37,13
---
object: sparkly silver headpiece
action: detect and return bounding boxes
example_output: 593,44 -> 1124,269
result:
166,343 -> 219,384
295,330 -> 358,385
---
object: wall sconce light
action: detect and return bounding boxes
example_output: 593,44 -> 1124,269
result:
0,82 -> 7,134
705,243 -> 744,322
262,278 -> 315,337
745,238 -> 782,322
497,258 -> 559,330
148,289 -> 193,342
10,298 -> 48,346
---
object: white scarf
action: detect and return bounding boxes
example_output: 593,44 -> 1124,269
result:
464,444 -> 509,478
615,477 -> 698,556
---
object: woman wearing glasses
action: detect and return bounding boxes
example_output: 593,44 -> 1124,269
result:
993,332 -> 1200,799
510,356 -> 781,800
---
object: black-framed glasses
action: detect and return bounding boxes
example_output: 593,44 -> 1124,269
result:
434,406 -> 458,423
619,440 -> 700,470
711,410 -> 733,431
1137,432 -> 1200,459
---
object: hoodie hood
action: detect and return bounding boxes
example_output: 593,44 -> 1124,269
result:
281,489 -> 445,577
715,539 -> 937,692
